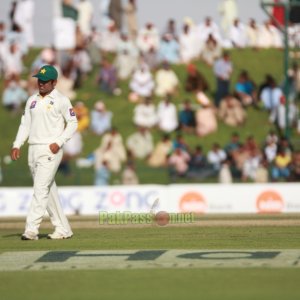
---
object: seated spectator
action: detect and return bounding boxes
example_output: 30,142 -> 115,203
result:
97,59 -> 118,95
73,101 -> 90,132
126,127 -> 154,159
154,62 -> 179,97
200,34 -> 222,66
271,147 -> 291,181
148,134 -> 172,167
121,162 -> 139,185
56,65 -> 76,100
114,33 -> 138,80
129,64 -> 154,99
187,145 -> 216,179
141,47 -> 159,71
290,152 -> 300,181
224,132 -> 242,160
172,134 -> 189,152
168,148 -> 191,181
278,137 -> 293,157
218,94 -> 246,127
254,159 -> 269,183
157,97 -> 178,133
59,130 -> 83,176
260,76 -> 282,110
185,64 -> 209,93
264,138 -> 278,163
231,143 -> 250,178
244,135 -> 259,154
265,129 -> 279,145
234,70 -> 257,106
258,20 -> 283,49
158,33 -> 180,64
133,97 -> 157,129
178,99 -> 196,133
94,128 -> 127,173
91,101 -> 113,136
3,42 -> 23,78
242,148 -> 262,181
197,16 -> 222,48
195,92 -> 218,137
137,22 -> 160,54
94,160 -> 111,186
287,62 -> 300,101
207,143 -> 227,171
2,76 -> 27,111
99,20 -> 120,53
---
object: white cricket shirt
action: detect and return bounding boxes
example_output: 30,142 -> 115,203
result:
13,89 -> 78,148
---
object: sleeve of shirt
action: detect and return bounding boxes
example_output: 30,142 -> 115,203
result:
54,96 -> 78,147
12,98 -> 32,149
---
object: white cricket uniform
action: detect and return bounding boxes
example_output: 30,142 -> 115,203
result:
13,89 -> 78,236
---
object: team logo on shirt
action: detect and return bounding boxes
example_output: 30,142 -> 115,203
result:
30,101 -> 37,109
69,108 -> 76,116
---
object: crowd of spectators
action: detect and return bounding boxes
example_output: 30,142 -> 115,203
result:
1,0 -> 300,185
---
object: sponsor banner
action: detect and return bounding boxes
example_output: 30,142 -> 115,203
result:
0,250 -> 299,271
1,183 -> 300,216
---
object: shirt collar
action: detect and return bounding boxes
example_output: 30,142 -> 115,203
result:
37,89 -> 57,99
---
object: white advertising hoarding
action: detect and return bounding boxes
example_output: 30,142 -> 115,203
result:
0,183 -> 300,217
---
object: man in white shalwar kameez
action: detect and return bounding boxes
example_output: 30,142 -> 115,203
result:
77,0 -> 93,37
218,0 -> 238,37
14,0 -> 35,47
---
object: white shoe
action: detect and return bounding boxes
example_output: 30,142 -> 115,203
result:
47,232 -> 73,240
21,231 -> 38,240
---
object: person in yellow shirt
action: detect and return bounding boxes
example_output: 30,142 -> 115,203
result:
271,147 -> 291,181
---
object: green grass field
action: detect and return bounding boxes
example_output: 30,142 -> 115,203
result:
0,214 -> 300,300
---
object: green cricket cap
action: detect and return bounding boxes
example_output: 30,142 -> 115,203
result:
33,65 -> 58,81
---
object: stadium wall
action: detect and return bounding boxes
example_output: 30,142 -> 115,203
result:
0,183 -> 300,216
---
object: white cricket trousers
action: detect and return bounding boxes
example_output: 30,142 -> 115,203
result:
25,144 -> 73,236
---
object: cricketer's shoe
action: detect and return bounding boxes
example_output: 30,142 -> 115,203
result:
47,231 -> 73,240
21,232 -> 39,240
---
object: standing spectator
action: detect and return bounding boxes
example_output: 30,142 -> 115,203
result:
124,0 -> 138,41
76,0 -> 93,37
213,51 -> 233,107
99,20 -> 120,53
218,0 -> 238,38
14,0 -> 35,47
155,62 -> 179,97
62,0 -> 78,21
157,97 -> 178,133
90,101 -> 113,135
126,127 -> 154,159
164,19 -> 178,40
9,1 -> 18,30
108,0 -> 123,31
3,42 -> 23,78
